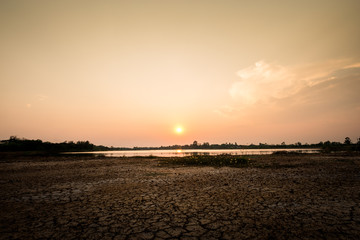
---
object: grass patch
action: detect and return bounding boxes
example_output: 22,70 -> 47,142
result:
159,154 -> 249,168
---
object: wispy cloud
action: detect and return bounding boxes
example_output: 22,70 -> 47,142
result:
219,60 -> 360,119
24,95 -> 48,109
37,95 -> 48,101
229,61 -> 297,106
213,105 -> 238,117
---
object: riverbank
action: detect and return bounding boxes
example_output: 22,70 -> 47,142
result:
1,153 -> 360,239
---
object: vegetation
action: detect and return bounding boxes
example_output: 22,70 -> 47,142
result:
159,154 -> 249,168
0,136 -> 359,153
0,136 -> 112,152
321,138 -> 360,153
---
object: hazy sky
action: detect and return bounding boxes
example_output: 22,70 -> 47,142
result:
1,0 -> 359,147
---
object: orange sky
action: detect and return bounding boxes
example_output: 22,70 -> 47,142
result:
1,0 -> 359,147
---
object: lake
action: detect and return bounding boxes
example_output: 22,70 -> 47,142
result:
65,148 -> 321,157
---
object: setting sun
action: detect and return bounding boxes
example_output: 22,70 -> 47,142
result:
175,127 -> 183,134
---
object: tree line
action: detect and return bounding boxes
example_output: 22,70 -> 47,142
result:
1,136 -> 359,153
0,136 -> 112,152
153,138 -> 360,152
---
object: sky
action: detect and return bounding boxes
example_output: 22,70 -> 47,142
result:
1,0 -> 360,147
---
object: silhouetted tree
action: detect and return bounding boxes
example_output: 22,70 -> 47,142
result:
344,137 -> 352,145
9,136 -> 19,142
202,142 -> 210,148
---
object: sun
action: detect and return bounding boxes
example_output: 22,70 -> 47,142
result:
175,126 -> 183,134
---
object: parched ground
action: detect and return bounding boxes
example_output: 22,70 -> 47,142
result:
1,153 -> 360,239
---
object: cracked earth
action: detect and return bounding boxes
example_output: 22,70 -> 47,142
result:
1,154 -> 360,239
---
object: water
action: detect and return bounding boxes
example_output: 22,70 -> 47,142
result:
65,148 -> 320,157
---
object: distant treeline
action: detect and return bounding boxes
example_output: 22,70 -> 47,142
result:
140,138 -> 360,152
0,136 -> 114,152
0,136 -> 359,153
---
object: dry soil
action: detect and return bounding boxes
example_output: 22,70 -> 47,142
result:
1,153 -> 360,239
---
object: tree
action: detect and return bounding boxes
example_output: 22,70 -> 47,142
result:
202,142 -> 210,148
344,137 -> 352,145
9,136 -> 19,142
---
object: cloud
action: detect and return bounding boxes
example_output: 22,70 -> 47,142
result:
229,61 -> 297,106
213,105 -> 238,117
228,60 -> 360,107
293,66 -> 360,108
37,95 -> 48,101
344,62 -> 360,69
219,60 -> 360,121
214,62 -> 360,143
24,95 -> 48,109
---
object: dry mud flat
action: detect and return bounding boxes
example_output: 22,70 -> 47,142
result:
1,154 -> 360,239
